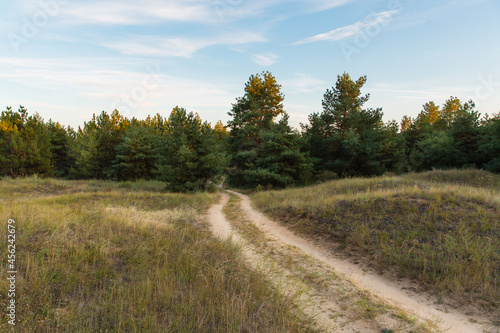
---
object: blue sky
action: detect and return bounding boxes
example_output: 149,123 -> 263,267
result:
1,0 -> 499,129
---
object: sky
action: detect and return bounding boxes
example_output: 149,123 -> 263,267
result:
1,0 -> 499,129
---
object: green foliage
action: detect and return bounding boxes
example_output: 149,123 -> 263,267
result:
227,72 -> 312,188
449,100 -> 481,165
320,73 -> 370,139
410,131 -> 462,171
4,71 -> 499,190
379,120 -> 407,173
0,106 -> 53,177
68,124 -> 100,179
69,110 -> 129,179
111,125 -> 160,180
241,114 -> 313,188
404,98 -> 484,171
227,71 -> 284,149
46,120 -> 73,177
1,106 -> 226,191
157,107 -> 228,192
479,113 -> 500,172
303,73 -> 392,178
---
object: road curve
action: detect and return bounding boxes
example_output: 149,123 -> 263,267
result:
226,189 -> 495,333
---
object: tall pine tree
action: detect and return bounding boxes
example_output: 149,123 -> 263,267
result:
227,71 -> 312,188
303,73 -> 388,177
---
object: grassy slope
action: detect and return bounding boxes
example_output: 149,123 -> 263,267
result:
0,177 -> 316,332
251,170 -> 500,316
223,194 -> 434,332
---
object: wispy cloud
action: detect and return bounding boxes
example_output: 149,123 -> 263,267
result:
369,82 -> 476,102
105,33 -> 266,58
57,0 -> 218,25
0,57 -> 237,123
47,0 -> 356,27
252,53 -> 279,66
283,73 -> 327,93
292,10 -> 398,45
304,0 -> 354,12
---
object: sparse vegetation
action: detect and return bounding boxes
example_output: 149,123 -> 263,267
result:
0,177 -> 316,332
251,169 -> 500,317
222,193 -> 433,332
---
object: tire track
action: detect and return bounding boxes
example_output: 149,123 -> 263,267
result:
207,193 -> 378,332
226,189 -> 496,333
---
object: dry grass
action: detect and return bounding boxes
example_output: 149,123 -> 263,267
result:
251,169 -> 500,318
0,177 -> 316,332
0,176 -> 167,197
222,194 -> 434,332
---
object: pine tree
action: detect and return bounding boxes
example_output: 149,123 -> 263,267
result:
69,125 -> 100,179
320,73 -> 370,139
70,110 -> 129,179
450,100 -> 481,167
0,106 -> 52,177
303,73 -> 387,177
441,96 -> 462,127
243,114 -> 312,188
478,113 -> 500,172
406,98 -> 482,171
47,120 -> 72,177
157,107 -> 227,192
227,72 -> 311,188
112,126 -> 160,180
411,131 -> 462,171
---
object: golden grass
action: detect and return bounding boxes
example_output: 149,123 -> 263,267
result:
0,178 -> 316,332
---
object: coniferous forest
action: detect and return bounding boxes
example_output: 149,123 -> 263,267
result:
1,71 -> 499,192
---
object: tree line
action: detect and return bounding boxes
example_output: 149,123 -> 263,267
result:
1,72 -> 499,191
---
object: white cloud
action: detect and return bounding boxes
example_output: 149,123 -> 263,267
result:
46,0 -> 356,27
305,0 -> 354,12
0,57 -> 237,124
283,73 -> 327,93
252,53 -> 279,66
57,0 -> 218,25
292,10 -> 398,45
105,33 -> 266,58
0,57 -> 224,98
54,0 -> 256,26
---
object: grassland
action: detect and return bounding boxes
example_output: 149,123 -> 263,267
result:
0,177 -> 317,332
222,193 -> 433,332
251,169 -> 500,318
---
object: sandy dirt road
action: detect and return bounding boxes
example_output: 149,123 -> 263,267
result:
208,193 -> 375,332
208,190 -> 497,333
